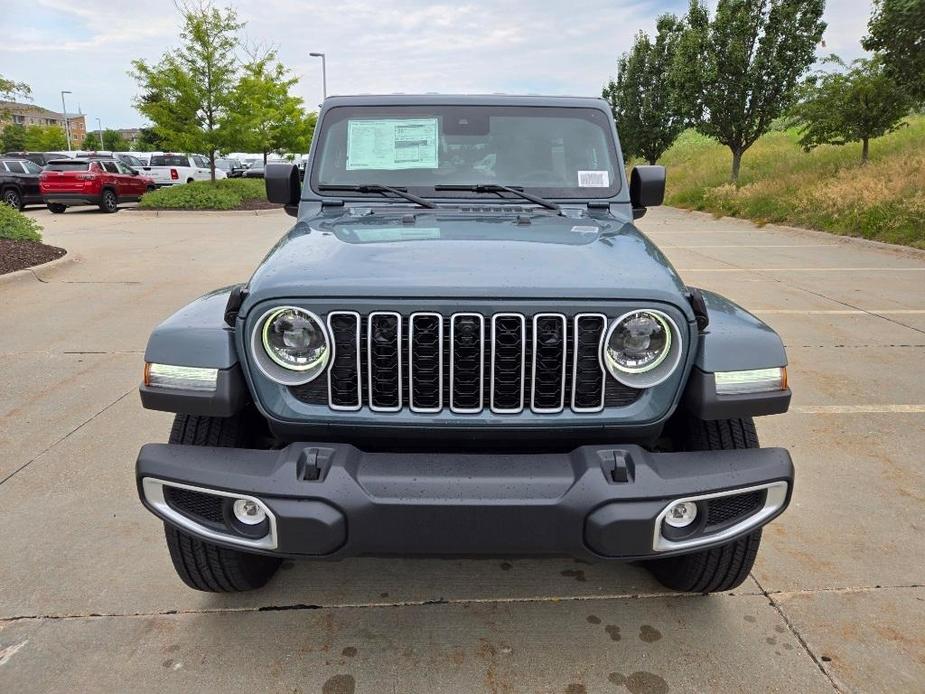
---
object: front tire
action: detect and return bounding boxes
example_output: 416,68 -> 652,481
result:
645,417 -> 763,593
99,189 -> 118,213
3,188 -> 23,210
162,414 -> 281,592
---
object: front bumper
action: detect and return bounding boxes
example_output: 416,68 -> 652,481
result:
136,443 -> 793,560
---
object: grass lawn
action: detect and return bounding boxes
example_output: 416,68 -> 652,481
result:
138,178 -> 274,211
656,115 -> 925,249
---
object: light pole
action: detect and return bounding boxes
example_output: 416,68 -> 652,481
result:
96,118 -> 104,151
309,52 -> 327,100
60,90 -> 73,152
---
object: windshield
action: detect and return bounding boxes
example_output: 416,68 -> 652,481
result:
150,155 -> 188,167
46,161 -> 90,171
311,105 -> 620,199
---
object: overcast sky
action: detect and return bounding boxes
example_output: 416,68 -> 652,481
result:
2,0 -> 874,129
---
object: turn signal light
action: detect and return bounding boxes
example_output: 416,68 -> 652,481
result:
144,363 -> 218,391
715,367 -> 787,395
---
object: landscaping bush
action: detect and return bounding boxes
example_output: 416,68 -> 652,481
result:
657,115 -> 925,249
138,178 -> 269,210
0,204 -> 42,242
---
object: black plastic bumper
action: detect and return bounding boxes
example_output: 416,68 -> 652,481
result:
136,442 -> 793,560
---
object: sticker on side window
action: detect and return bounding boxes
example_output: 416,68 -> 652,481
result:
347,118 -> 439,170
577,170 -> 610,187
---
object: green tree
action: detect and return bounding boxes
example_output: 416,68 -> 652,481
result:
674,0 -> 826,182
23,125 -> 67,151
863,0 -> 925,104
82,129 -> 132,151
0,75 -> 31,102
131,2 -> 242,180
2,123 -> 27,151
226,51 -> 316,162
602,15 -> 686,164
136,127 -> 166,152
792,56 -> 912,162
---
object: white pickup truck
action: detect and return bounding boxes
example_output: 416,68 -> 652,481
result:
141,154 -> 226,187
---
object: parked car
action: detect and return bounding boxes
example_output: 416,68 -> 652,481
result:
215,157 -> 245,178
140,154 -> 226,187
1,157 -> 44,210
242,159 -> 289,179
136,94 -> 792,594
40,158 -> 155,213
3,151 -> 70,166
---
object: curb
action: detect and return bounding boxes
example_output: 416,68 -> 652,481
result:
670,207 -> 925,261
0,251 -> 78,287
125,208 -> 284,217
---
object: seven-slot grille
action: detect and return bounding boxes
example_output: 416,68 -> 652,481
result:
293,311 -> 643,414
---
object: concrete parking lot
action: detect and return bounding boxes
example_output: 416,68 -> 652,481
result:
1,205 -> 923,693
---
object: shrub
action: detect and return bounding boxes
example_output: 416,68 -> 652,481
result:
139,178 -> 268,210
0,204 -> 42,242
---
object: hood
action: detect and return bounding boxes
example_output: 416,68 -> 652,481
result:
244,209 -> 689,308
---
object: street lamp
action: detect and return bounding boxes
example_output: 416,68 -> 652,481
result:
96,118 -> 104,151
60,90 -> 73,152
309,52 -> 327,100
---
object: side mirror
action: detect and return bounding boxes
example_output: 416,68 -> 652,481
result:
130,169 -> 139,176
629,165 -> 666,219
265,163 -> 300,216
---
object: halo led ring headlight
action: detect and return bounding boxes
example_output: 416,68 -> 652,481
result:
603,309 -> 683,389
251,306 -> 330,386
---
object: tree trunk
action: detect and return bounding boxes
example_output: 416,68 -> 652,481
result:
263,151 -> 268,165
209,152 -> 216,183
730,148 -> 743,184
861,137 -> 869,164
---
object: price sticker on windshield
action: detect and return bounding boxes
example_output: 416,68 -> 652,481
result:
577,170 -> 610,187
347,118 -> 439,170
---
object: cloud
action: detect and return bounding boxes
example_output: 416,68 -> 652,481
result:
1,0 -> 875,129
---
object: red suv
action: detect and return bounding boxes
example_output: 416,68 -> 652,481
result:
40,158 -> 155,213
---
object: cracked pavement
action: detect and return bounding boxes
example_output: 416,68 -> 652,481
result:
1,206 -> 923,693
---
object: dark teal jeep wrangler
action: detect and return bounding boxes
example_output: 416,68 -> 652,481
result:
136,95 -> 792,593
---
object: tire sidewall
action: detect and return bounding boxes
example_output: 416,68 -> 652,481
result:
3,188 -> 22,210
101,189 -> 118,213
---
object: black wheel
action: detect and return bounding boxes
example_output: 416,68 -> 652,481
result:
186,178 -> 194,184
3,188 -> 23,211
145,185 -> 156,194
645,417 -> 763,593
47,203 -> 67,214
99,189 -> 118,213
162,414 -> 281,592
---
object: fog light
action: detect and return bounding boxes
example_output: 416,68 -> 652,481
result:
233,498 -> 266,525
664,501 -> 698,528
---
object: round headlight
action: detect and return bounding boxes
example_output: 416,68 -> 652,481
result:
252,307 -> 330,385
604,310 -> 682,388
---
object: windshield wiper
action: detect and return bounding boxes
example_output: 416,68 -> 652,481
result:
318,184 -> 437,209
434,184 -> 561,212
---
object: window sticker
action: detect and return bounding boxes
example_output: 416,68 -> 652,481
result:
577,170 -> 610,187
347,118 -> 439,170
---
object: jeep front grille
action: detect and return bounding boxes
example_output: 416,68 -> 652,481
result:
295,310 -> 642,414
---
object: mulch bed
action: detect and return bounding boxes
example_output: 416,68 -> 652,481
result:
0,239 -> 67,275
239,199 -> 283,210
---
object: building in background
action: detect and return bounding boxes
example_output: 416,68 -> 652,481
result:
0,100 -> 87,144
116,128 -> 142,148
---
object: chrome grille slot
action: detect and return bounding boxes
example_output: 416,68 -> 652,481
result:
367,312 -> 402,411
572,314 -> 607,412
490,314 -> 526,413
531,314 -> 567,413
287,308 -> 643,414
450,313 -> 485,413
409,313 -> 443,412
327,311 -> 362,410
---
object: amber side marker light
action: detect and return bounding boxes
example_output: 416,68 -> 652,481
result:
144,363 -> 218,391
714,367 -> 787,395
